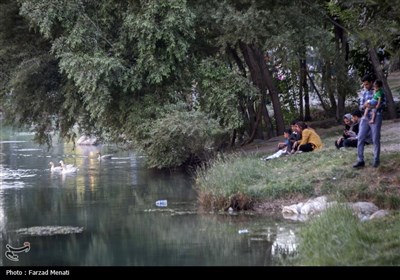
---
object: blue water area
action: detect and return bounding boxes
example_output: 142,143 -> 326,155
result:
0,127 -> 298,266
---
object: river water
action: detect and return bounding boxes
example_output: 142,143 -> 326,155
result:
1,126 -> 298,266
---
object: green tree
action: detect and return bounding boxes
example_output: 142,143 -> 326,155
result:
0,0 -> 83,145
327,0 -> 399,119
2,0 -> 398,169
8,0 -> 240,168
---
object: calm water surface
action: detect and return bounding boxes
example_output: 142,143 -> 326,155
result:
0,127 -> 298,266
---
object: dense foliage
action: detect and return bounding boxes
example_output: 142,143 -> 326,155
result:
1,0 -> 399,168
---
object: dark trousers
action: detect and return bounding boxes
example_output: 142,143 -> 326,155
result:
334,139 -> 344,149
343,139 -> 357,148
299,143 -> 314,152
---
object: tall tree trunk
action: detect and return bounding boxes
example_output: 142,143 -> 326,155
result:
227,45 -> 249,145
367,43 -> 397,119
227,45 -> 247,77
248,102 -> 264,142
324,63 -> 337,115
300,58 -> 311,121
333,17 -> 349,121
307,71 -> 330,113
252,45 -> 285,135
239,42 -> 284,139
231,129 -> 237,147
299,69 -> 304,121
239,43 -> 266,143
260,94 -> 273,139
246,99 -> 258,139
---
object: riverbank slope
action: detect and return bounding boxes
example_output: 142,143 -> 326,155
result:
196,119 -> 400,212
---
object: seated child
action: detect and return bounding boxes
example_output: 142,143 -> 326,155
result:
277,129 -> 292,150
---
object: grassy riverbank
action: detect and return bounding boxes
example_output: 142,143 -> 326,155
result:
196,119 -> 400,211
291,206 -> 400,265
196,120 -> 400,265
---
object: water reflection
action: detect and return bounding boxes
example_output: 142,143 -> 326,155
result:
1,126 -> 299,266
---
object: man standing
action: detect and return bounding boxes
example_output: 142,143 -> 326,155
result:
353,75 -> 383,168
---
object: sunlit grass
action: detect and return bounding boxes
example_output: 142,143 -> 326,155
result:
294,206 -> 400,265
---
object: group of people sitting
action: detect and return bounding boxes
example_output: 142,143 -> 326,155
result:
266,108 -> 364,160
276,120 -> 323,155
265,76 -> 384,168
272,107 -> 371,158
272,109 -> 364,159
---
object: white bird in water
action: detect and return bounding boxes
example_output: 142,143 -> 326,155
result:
59,160 -> 74,169
97,152 -> 113,160
59,160 -> 78,173
49,162 -> 63,172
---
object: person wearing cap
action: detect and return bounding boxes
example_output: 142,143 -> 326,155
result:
334,113 -> 353,149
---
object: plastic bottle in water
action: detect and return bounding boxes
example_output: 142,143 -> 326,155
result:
238,229 -> 249,234
155,200 -> 168,207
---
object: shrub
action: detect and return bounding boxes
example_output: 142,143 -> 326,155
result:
142,110 -> 226,169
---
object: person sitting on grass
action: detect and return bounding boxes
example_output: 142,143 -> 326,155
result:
342,109 -> 362,148
334,113 -> 352,149
277,129 -> 292,150
261,123 -> 300,160
292,121 -> 323,153
288,119 -> 301,152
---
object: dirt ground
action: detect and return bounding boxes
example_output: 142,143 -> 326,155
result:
388,71 -> 400,94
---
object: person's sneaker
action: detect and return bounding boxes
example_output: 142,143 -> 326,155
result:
353,161 -> 365,168
373,161 -> 380,168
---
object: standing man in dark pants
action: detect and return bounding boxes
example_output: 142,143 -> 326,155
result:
353,75 -> 383,168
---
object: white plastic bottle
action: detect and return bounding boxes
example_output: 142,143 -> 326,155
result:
155,200 -> 168,207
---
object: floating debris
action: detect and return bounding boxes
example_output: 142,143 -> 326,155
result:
143,209 -> 174,213
155,200 -> 168,207
16,226 -> 84,236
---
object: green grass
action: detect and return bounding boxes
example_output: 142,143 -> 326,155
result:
195,120 -> 400,211
195,152 -> 318,210
196,120 -> 400,265
293,206 -> 400,265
